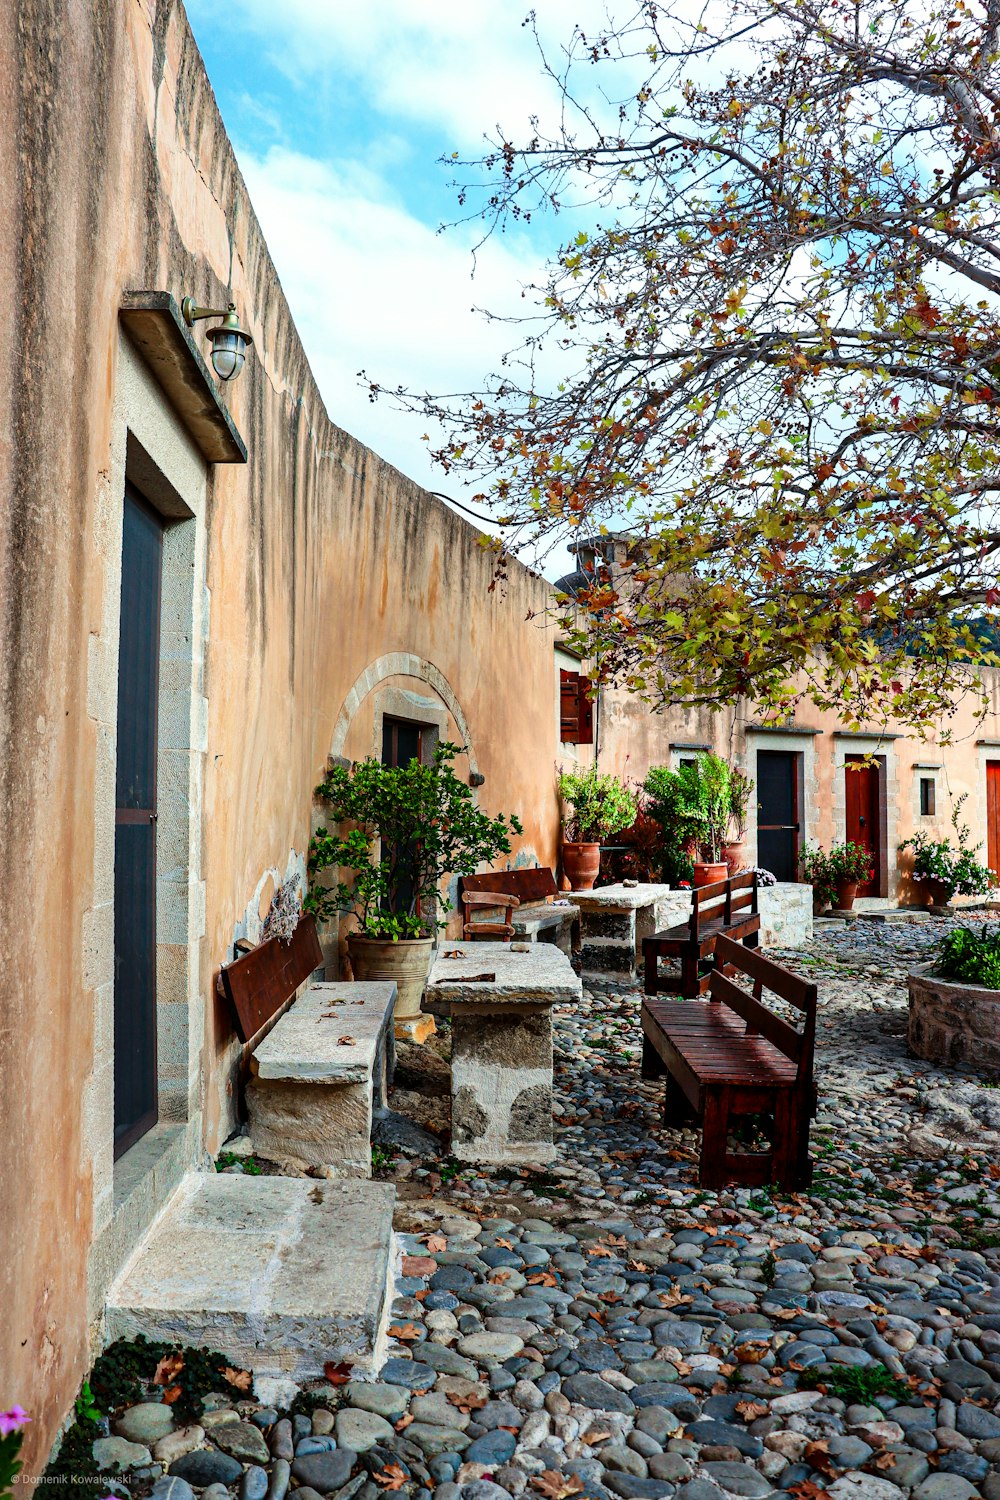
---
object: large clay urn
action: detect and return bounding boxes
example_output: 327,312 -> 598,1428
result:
834,878 -> 859,911
347,934 -> 433,1022
693,861 -> 729,889
563,841 -> 601,891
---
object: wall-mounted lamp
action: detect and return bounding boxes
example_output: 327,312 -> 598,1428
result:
181,297 -> 253,382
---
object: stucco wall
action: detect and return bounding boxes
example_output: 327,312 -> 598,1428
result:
0,0 -> 565,1469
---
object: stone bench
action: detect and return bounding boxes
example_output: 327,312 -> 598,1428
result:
513,900 -> 580,952
246,981 -> 397,1176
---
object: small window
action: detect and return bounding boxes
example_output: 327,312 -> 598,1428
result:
559,669 -> 594,745
919,777 -> 936,817
680,757 -> 699,770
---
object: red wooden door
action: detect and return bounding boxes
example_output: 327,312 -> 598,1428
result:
987,762 -> 1000,873
845,756 -> 880,896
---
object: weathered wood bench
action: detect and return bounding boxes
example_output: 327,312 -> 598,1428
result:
643,872 -> 760,998
220,914 -> 396,1175
459,868 -> 580,953
641,934 -> 817,1190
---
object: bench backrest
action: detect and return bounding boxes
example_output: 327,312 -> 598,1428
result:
460,867 -> 559,905
689,871 -> 757,938
220,912 -> 323,1043
710,932 -> 816,1084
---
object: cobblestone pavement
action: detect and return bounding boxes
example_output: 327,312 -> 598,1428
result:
106,921 -> 1000,1500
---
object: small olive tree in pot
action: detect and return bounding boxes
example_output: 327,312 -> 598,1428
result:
306,742 -> 522,1025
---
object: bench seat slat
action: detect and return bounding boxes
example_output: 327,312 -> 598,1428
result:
652,913 -> 760,946
709,971 -> 804,1063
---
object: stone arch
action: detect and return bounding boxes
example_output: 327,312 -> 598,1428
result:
330,653 -> 480,777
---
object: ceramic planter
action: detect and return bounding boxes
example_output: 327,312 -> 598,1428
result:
834,878 -> 859,911
562,840 -> 601,891
922,876 -> 953,909
347,933 -> 433,1021
724,840 -> 748,876
693,860 -> 729,889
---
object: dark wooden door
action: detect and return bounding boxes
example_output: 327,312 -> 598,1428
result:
114,487 -> 163,1158
987,762 -> 1000,873
845,755 -> 880,896
756,750 -> 801,882
381,717 -> 426,922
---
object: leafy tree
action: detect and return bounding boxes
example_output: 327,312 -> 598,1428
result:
381,0 -> 1000,731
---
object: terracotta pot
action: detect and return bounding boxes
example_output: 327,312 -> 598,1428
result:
812,889 -> 829,917
724,840 -> 748,876
693,861 -> 729,889
562,840 -> 601,891
922,876 -> 953,909
834,878 -> 859,911
347,933 -> 433,1021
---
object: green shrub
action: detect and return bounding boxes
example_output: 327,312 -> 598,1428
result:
558,765 -> 638,842
937,924 -> 1000,989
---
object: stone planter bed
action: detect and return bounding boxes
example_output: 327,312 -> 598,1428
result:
908,965 -> 1000,1077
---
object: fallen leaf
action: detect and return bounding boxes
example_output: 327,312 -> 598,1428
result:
874,1453 -> 896,1471
531,1471 -> 584,1500
587,1244 -> 615,1259
447,1390 -> 487,1414
658,1289 -> 692,1307
628,1260 -> 650,1273
805,1441 -> 834,1475
223,1366 -> 252,1392
424,1233 -> 447,1253
395,1414 -> 414,1432
375,1463 -> 409,1491
528,1271 -> 558,1287
153,1353 -> 185,1387
389,1323 -> 423,1342
324,1360 -> 353,1385
161,1384 -> 182,1405
338,1035 -> 356,1046
497,1237 -> 514,1251
735,1400 -> 769,1422
788,1484 -> 825,1500
737,1343 -> 771,1365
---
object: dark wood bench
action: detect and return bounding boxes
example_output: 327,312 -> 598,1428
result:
641,934 -> 816,1190
458,868 -> 580,952
643,872 -> 760,999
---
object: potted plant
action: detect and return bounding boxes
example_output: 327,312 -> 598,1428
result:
305,741 -> 522,1025
899,794 -> 996,908
643,755 -> 738,887
799,844 -> 836,914
558,765 -> 638,889
801,841 -> 873,911
726,767 -> 754,875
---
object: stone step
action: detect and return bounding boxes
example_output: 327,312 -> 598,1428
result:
106,1172 -> 395,1385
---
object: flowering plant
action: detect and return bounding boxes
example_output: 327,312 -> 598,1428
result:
899,795 -> 995,899
800,842 -> 873,906
1,1407 -> 30,1500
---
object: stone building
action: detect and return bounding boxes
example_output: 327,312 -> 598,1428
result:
4,0 -> 1000,1475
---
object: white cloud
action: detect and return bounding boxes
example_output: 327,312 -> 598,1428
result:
241,145 -> 554,523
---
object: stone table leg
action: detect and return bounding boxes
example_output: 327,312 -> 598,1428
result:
449,1004 -> 554,1164
578,906 -> 639,979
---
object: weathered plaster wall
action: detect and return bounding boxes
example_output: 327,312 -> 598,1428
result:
0,0 -> 563,1469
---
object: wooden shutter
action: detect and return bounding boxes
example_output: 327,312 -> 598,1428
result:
559,669 -> 594,745
560,669 -> 581,742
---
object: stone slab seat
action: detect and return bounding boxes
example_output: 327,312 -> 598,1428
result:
246,981 -> 397,1175
105,1172 -> 396,1383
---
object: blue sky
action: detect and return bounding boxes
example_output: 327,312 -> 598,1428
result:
184,2 -> 617,573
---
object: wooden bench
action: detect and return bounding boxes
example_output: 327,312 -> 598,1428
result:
220,914 -> 396,1175
643,872 -> 760,998
641,934 -> 817,1190
462,888 -> 520,941
459,868 -> 580,953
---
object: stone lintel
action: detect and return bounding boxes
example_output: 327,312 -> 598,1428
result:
425,941 -> 581,1014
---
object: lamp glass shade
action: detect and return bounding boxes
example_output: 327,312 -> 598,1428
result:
210,330 -> 246,381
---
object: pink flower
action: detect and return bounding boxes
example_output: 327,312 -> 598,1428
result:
0,1406 -> 30,1436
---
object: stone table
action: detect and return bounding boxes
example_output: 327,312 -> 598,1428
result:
423,941 -> 582,1164
571,882 -> 676,979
